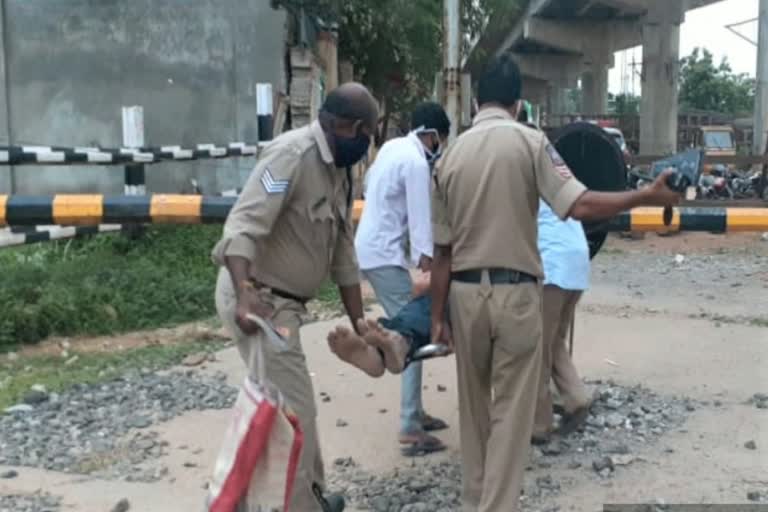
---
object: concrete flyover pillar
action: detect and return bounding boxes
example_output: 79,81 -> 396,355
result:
640,2 -> 683,156
581,63 -> 609,116
547,85 -> 569,126
754,0 -> 768,156
548,86 -> 567,113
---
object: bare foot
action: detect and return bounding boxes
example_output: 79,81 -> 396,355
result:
327,326 -> 385,378
362,319 -> 408,375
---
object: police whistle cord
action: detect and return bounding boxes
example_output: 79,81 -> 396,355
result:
0,196 -> 766,232
0,143 -> 259,166
0,224 -> 123,249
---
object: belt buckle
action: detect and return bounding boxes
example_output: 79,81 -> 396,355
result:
509,271 -> 520,284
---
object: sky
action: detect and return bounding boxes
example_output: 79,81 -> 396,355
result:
609,0 -> 760,94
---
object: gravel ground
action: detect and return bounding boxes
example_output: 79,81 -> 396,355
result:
330,381 -> 697,511
590,246 -> 768,322
0,492 -> 60,512
0,235 -> 764,511
0,370 -> 237,482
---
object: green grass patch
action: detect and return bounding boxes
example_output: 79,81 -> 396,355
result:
0,226 -> 221,349
0,340 -> 226,410
0,225 -> 348,350
315,281 -> 342,310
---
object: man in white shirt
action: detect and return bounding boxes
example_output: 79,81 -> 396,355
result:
355,102 -> 450,456
532,199 -> 593,444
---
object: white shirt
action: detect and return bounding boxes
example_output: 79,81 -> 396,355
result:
355,133 -> 433,270
537,200 -> 590,291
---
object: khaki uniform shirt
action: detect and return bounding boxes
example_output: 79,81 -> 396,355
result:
212,121 -> 359,298
431,107 -> 587,279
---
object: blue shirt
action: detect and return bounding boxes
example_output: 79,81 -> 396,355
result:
537,200 -> 590,291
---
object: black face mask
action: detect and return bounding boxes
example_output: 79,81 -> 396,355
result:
424,137 -> 443,167
334,131 -> 371,168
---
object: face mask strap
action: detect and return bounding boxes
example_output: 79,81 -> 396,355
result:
414,126 -> 442,157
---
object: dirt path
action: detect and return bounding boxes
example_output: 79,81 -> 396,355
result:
2,233 -> 767,511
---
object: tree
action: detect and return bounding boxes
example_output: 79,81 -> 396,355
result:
679,48 -> 755,115
336,0 -> 443,143
610,93 -> 640,115
462,0 -> 527,56
338,0 -> 528,142
274,0 -> 526,143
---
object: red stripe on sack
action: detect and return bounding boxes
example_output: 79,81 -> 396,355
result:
283,413 -> 305,511
209,402 -> 278,512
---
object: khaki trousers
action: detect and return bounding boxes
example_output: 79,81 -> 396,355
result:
533,286 -> 590,436
450,277 -> 543,512
215,269 -> 325,512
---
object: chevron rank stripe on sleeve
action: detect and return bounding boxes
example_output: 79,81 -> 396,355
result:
260,168 -> 290,195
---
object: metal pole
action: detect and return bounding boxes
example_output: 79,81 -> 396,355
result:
257,83 -> 274,142
444,0 -> 461,141
122,106 -> 145,239
754,0 -> 768,157
122,106 -> 146,196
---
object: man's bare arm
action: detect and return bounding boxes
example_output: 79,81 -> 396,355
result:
569,169 -> 680,222
224,256 -> 252,300
339,284 -> 365,335
224,255 -> 274,334
430,244 -> 452,345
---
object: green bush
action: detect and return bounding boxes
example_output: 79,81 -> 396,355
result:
0,226 -> 222,349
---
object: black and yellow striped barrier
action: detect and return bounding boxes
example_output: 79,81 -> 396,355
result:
1,224 -> 123,248
0,196 -> 767,232
604,206 -> 768,233
0,195 -> 233,226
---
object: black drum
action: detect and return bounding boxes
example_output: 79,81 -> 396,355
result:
552,122 -> 628,259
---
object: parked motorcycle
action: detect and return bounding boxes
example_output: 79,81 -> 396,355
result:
728,169 -> 762,199
629,163 -> 767,201
698,166 -> 733,200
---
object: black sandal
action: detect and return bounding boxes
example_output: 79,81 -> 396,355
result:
400,435 -> 447,457
421,414 -> 449,432
313,483 -> 346,512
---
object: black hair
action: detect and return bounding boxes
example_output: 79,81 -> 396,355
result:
410,102 -> 451,136
517,107 -> 529,123
477,53 -> 522,107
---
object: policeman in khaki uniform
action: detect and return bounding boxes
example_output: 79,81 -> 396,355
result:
212,83 -> 378,512
429,55 -> 681,511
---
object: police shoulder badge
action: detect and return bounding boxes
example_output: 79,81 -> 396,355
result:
260,167 -> 290,195
545,144 -> 573,179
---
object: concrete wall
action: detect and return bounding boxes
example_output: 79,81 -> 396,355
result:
0,1 -> 12,193
0,0 -> 286,194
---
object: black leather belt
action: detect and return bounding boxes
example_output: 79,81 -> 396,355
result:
452,268 -> 538,285
250,279 -> 309,304
269,287 -> 309,304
